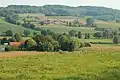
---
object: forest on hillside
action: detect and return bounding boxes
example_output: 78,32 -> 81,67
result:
1,5 -> 120,21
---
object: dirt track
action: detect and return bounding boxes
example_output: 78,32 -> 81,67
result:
0,51 -> 52,58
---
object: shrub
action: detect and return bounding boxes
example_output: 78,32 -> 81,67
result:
42,42 -> 54,52
36,42 -> 43,51
85,33 -> 90,39
10,46 -> 19,51
5,30 -> 13,36
33,31 -> 39,36
80,42 -> 85,48
69,37 -> 80,51
85,42 -> 92,47
5,46 -> 19,51
78,31 -> 82,39
14,33 -> 22,42
85,16 -> 94,26
5,46 -> 11,52
58,49 -> 64,54
25,38 -> 37,50
94,32 -> 103,39
1,38 -> 8,45
69,30 -> 76,37
52,41 -> 60,51
113,35 -> 119,44
58,35 -> 70,51
24,30 -> 30,37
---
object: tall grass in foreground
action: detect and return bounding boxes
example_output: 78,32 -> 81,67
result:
0,47 -> 120,80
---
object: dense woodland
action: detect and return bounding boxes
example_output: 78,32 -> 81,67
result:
1,5 -> 120,21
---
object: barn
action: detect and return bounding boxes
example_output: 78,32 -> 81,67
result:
9,41 -> 25,47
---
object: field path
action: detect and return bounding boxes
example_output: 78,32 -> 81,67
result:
0,51 -> 54,58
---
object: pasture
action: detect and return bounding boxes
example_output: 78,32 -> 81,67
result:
0,18 -> 39,35
0,10 -> 120,80
97,23 -> 120,29
0,45 -> 120,80
46,16 -> 77,19
39,21 -> 120,33
40,26 -> 96,33
79,39 -> 112,43
19,13 -> 45,17
0,19 -> 24,33
18,13 -> 120,34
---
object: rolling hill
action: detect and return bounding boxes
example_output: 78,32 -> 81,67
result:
2,5 -> 120,21
0,18 -> 38,35
1,5 -> 120,35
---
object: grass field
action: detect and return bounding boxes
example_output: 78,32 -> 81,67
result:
97,23 -> 120,29
0,13 -> 119,80
79,39 -> 112,43
39,22 -> 120,34
0,19 -> 24,33
19,13 -> 45,17
40,26 -> 96,33
0,19 -> 39,35
18,14 -> 120,34
0,45 -> 120,80
46,16 -> 77,19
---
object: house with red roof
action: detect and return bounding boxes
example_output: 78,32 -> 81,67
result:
9,41 -> 25,47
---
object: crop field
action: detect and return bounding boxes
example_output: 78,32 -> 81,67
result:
79,39 -> 112,43
46,16 -> 79,21
19,14 -> 77,19
18,14 -> 120,34
39,22 -> 120,34
40,26 -> 96,33
46,16 -> 77,19
0,45 -> 120,80
19,13 -> 45,17
97,23 -> 120,29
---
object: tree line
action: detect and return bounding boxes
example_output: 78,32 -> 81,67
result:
1,5 -> 120,21
2,29 -> 91,52
2,28 -> 120,52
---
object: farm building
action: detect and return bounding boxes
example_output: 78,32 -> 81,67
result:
9,41 -> 25,47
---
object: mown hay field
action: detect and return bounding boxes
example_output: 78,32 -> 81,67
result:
79,39 -> 112,43
0,45 -> 120,80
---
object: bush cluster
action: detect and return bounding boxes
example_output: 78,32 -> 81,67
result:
5,46 -> 19,51
4,29 -> 92,52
